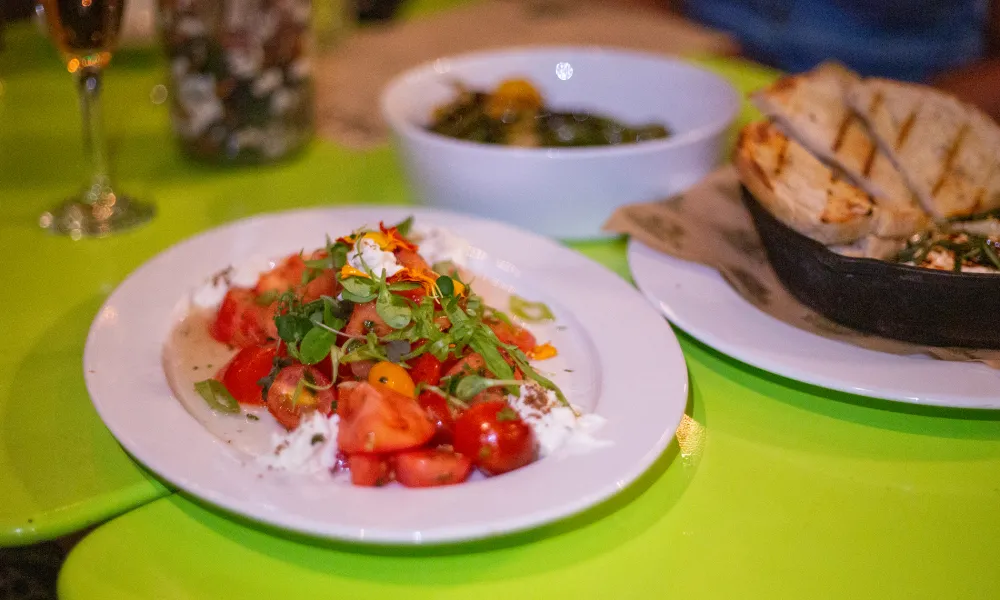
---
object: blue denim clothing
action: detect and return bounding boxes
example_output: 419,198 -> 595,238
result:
684,0 -> 987,81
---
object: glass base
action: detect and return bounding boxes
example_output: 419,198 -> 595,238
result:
40,193 -> 155,239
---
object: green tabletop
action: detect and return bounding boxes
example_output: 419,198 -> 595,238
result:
4,6 -> 1000,598
0,18 -> 772,547
59,337 -> 1000,599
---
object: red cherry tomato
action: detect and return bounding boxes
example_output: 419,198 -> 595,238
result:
416,391 -> 455,446
348,454 -> 393,487
336,382 -> 435,454
394,449 -> 472,488
217,345 -> 280,405
408,352 -> 443,386
265,364 -> 335,431
210,288 -> 272,348
486,319 -> 537,353
453,401 -> 538,476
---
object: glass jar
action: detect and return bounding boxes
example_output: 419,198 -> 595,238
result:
158,0 -> 314,164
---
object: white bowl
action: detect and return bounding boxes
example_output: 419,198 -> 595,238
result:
381,46 -> 740,239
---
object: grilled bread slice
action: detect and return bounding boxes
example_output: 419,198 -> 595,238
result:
735,121 -> 876,246
751,62 -> 928,238
849,79 -> 1000,220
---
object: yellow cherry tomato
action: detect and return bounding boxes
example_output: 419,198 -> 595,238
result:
368,361 -> 416,398
485,78 -> 543,119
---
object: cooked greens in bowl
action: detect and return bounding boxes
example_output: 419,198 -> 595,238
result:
428,79 -> 671,147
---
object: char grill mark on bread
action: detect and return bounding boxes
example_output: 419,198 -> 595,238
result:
735,121 -> 876,246
849,79 -> 1000,219
750,62 -> 927,241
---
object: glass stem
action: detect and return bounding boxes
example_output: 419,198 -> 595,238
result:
77,66 -> 112,204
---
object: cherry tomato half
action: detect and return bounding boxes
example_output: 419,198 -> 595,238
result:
453,401 -> 538,476
265,364 -> 335,431
368,361 -> 416,398
336,382 -> 435,454
408,352 -> 443,387
218,345 -> 280,405
394,449 -> 472,488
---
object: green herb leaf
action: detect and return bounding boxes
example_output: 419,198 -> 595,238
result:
255,290 -> 280,306
194,379 -> 240,414
392,216 -> 414,236
298,327 -> 337,365
495,406 -> 519,421
376,273 -> 413,330
436,275 -> 455,297
452,375 -> 524,400
329,241 -> 350,269
274,314 -> 313,344
387,281 -> 422,291
340,276 -> 378,302
510,295 -> 555,322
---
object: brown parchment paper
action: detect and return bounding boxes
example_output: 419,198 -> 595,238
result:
604,166 -> 1000,369
314,0 -> 738,148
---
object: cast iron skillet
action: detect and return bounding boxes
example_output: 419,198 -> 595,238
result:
741,186 -> 1000,349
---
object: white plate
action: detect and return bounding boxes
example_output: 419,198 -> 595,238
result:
85,207 -> 689,544
628,239 -> 1000,409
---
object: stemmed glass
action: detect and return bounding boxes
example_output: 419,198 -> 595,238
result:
37,0 -> 154,238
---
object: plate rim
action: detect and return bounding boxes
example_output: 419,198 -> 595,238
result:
84,206 -> 689,543
627,238 -> 1000,410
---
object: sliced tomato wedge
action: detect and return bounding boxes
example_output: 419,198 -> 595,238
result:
210,288 -> 273,348
217,345 -> 280,405
393,248 -> 431,272
416,390 -> 455,446
486,319 -> 537,353
408,352 -> 443,386
265,364 -> 335,431
344,300 -> 392,338
336,382 -> 435,454
254,254 -> 306,295
394,449 -> 472,488
348,454 -> 393,487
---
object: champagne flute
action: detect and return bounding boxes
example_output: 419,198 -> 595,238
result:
38,0 -> 154,238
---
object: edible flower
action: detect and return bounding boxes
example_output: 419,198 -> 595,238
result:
527,342 -> 558,360
337,223 -> 418,253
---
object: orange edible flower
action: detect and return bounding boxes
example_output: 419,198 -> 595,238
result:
339,264 -> 371,280
379,222 -> 419,252
527,343 -> 558,360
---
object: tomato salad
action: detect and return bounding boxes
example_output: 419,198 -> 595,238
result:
193,217 -> 588,488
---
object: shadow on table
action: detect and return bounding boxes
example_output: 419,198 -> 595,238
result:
169,382 -> 702,583
0,295 -> 167,543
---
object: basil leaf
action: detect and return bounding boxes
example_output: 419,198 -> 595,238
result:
387,281 -> 422,291
392,215 -> 414,236
194,379 -> 240,414
340,276 -> 377,302
299,327 -> 337,365
322,296 -> 349,331
452,375 -> 516,400
255,290 -> 280,306
468,328 -> 514,381
274,314 -> 313,344
376,278 -> 413,330
330,242 -> 350,269
436,275 -> 455,297
510,295 -> 555,322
